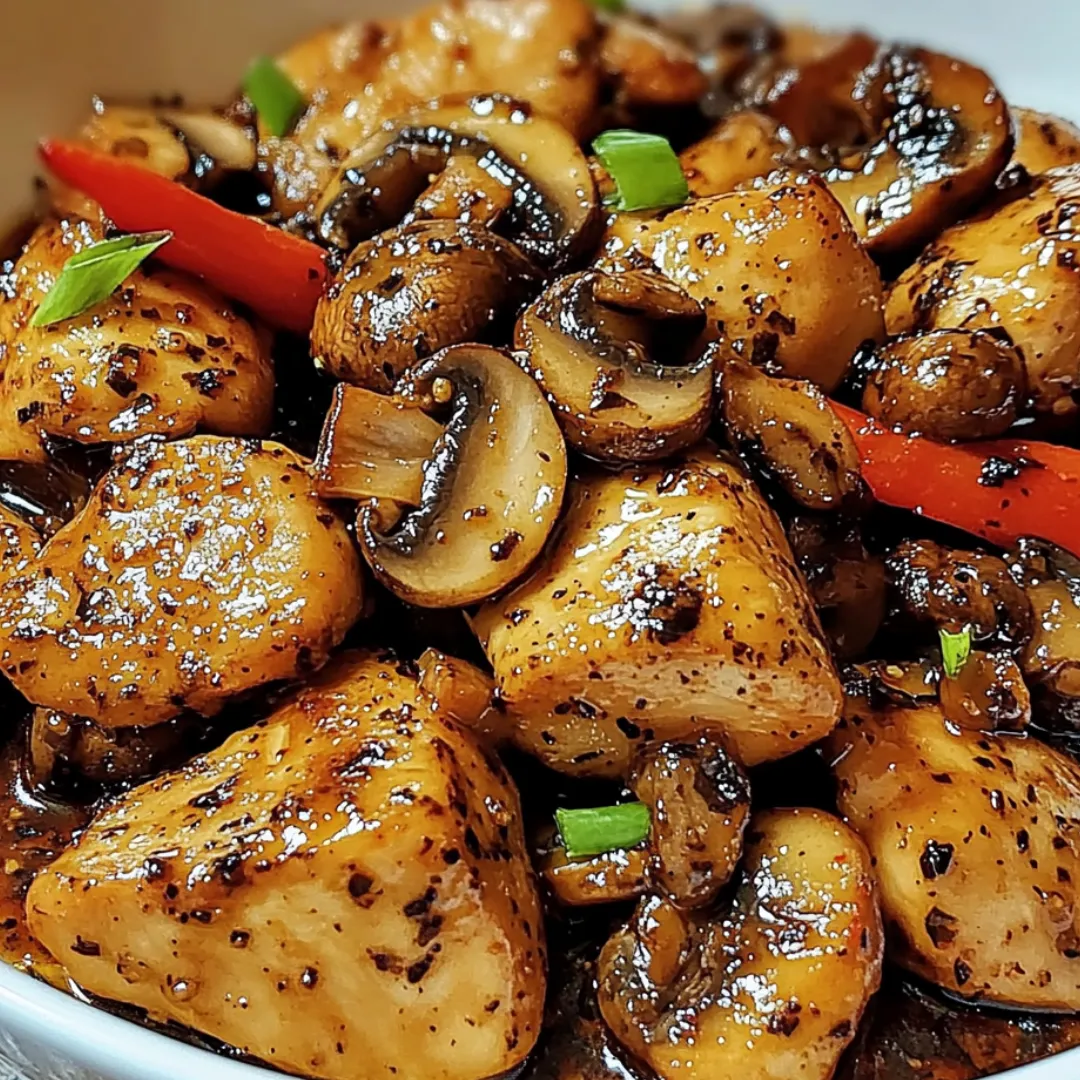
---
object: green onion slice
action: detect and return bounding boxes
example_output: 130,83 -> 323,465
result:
592,129 -> 689,213
30,231 -> 172,329
589,0 -> 626,11
243,56 -> 305,138
940,625 -> 972,679
555,803 -> 651,859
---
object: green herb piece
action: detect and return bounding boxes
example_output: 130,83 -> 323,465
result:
590,0 -> 626,12
555,803 -> 651,859
592,129 -> 689,212
940,625 -> 972,679
30,231 -> 172,329
243,56 -> 305,137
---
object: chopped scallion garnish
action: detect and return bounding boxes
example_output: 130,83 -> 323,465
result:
30,231 -> 172,329
940,625 -> 972,679
589,0 -> 626,11
243,56 -> 305,138
555,803 -> 651,859
592,129 -> 689,213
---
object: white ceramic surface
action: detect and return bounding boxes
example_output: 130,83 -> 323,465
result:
1,1 -> 1080,1078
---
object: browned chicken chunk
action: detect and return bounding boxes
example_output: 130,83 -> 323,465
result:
830,699 -> 1080,1010
0,436 -> 363,727
474,448 -> 842,777
0,219 -> 274,461
27,651 -> 545,1080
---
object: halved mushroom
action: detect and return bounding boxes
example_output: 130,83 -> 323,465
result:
829,701 -> 1080,1010
1012,108 -> 1080,176
887,539 -> 1033,651
614,175 -> 885,390
629,733 -> 750,908
312,220 -> 539,391
315,95 -> 599,268
938,649 -> 1031,733
515,268 -> 714,462
862,329 -> 1027,441
597,808 -> 883,1080
753,38 -> 1012,254
680,111 -> 790,196
886,165 -> 1080,421
788,515 -> 886,660
719,358 -> 864,511
354,344 -> 567,608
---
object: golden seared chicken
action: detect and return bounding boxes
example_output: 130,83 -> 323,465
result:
607,175 -> 884,390
0,436 -> 362,728
597,809 -> 883,1080
27,652 -> 545,1080
263,0 -> 600,216
1011,108 -> 1080,176
474,448 -> 842,777
0,219 -> 274,461
829,700 -> 1080,1011
886,165 -> 1080,421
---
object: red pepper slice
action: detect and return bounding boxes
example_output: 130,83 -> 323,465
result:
38,139 -> 328,335
832,401 -> 1080,557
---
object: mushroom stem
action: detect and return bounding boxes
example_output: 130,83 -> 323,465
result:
312,383 -> 443,505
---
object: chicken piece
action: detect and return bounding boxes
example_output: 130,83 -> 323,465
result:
680,112 -> 789,196
0,219 -> 274,462
886,165 -> 1080,421
829,699 -> 1080,1010
597,809 -> 883,1080
0,436 -> 363,728
264,0 -> 600,216
1011,108 -> 1080,176
27,652 -> 545,1080
474,448 -> 842,777
0,505 -> 40,581
614,175 -> 885,390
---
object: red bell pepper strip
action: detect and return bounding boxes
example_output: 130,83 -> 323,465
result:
832,401 -> 1080,557
38,138 -> 328,335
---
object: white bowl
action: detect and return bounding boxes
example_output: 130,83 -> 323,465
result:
1,1 -> 1079,1077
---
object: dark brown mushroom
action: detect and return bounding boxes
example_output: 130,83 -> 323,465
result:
718,358 -> 864,511
887,539 -> 1034,651
628,733 -> 750,908
312,219 -> 539,391
788,515 -> 886,660
355,344 -> 567,608
514,268 -> 715,461
862,329 -> 1027,441
315,94 -> 600,268
752,36 -> 1012,255
939,649 -> 1031,733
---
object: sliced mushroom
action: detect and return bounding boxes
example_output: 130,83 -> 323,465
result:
887,539 -> 1033,651
356,344 -> 567,608
885,165 -> 1080,421
862,329 -> 1027,441
415,648 -> 508,745
536,826 -> 648,907
628,733 -> 750,908
1012,108 -> 1080,176
756,39 -> 1011,254
315,95 -> 599,268
680,111 -> 790,196
312,219 -> 539,391
788,515 -> 886,660
312,383 -> 443,504
829,701 -> 1080,1010
597,809 -> 883,1080
515,268 -> 714,462
616,175 -> 885,390
719,358 -> 864,511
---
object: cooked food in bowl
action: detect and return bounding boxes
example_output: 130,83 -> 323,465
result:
4,2 -> 1080,1079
